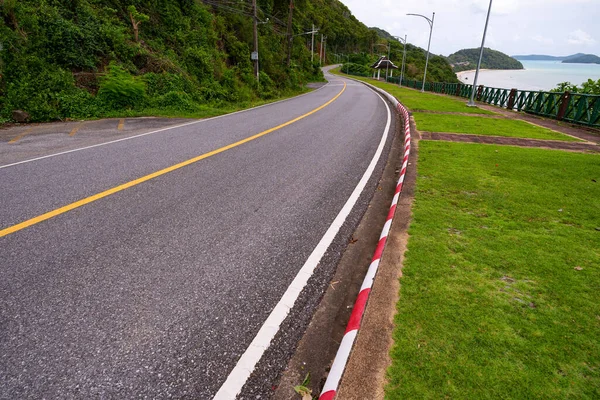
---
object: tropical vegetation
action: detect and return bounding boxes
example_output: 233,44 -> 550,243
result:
553,79 -> 600,94
0,0 -> 400,122
447,47 -> 523,72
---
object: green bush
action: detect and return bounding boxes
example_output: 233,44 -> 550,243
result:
153,91 -> 197,112
341,62 -> 372,77
97,63 -> 147,110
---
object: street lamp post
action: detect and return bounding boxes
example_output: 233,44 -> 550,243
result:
407,11 -> 435,92
386,41 -> 390,81
393,35 -> 408,85
468,0 -> 493,107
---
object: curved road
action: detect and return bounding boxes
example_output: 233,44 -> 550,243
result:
0,70 -> 392,398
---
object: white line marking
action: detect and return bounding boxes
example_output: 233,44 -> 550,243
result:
0,85 -> 330,170
213,83 -> 392,400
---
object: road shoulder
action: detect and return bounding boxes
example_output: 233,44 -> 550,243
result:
272,104 -> 406,399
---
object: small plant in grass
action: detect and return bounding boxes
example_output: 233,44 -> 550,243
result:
294,373 -> 314,400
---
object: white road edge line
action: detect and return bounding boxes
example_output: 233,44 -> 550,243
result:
0,84 -> 330,170
213,84 -> 392,399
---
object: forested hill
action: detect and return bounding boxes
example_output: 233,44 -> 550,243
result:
562,54 -> 600,64
447,48 -> 523,72
0,0 -> 384,122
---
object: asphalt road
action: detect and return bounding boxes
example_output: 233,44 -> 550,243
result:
0,70 -> 391,399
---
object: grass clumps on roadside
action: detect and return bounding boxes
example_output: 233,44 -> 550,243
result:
413,112 -> 581,141
386,141 -> 600,399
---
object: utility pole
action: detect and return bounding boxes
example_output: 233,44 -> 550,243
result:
251,0 -> 259,82
386,41 -> 390,81
319,34 -> 324,66
286,0 -> 294,66
311,23 -> 315,64
323,36 -> 327,65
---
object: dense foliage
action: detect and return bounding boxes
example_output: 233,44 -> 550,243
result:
552,79 -> 600,94
447,48 -> 523,72
0,0 -> 379,122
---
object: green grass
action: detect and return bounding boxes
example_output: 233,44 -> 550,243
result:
331,70 -> 494,114
413,112 -> 581,141
60,88 -> 313,122
386,141 -> 600,399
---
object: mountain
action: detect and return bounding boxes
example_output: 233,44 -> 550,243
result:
512,53 -> 586,61
447,48 -> 523,72
562,54 -> 600,64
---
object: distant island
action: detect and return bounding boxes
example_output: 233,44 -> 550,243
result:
513,53 -> 600,64
562,54 -> 600,64
447,48 -> 524,72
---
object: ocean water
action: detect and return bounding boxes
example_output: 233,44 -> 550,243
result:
457,60 -> 600,92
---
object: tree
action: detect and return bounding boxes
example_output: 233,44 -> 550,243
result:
127,5 -> 149,43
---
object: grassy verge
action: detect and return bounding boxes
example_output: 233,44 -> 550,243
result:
330,70 -> 494,114
386,141 -> 600,399
413,112 -> 581,141
79,87 -> 312,121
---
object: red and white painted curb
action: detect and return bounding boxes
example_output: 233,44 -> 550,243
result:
319,87 -> 412,400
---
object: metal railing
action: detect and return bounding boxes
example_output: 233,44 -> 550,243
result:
387,76 -> 600,129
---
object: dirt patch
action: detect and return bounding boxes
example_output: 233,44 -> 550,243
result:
419,131 -> 600,153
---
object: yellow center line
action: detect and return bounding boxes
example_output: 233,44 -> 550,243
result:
0,82 -> 347,238
69,122 -> 86,137
117,119 -> 125,130
8,127 -> 35,144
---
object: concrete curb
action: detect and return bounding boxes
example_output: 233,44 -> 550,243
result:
319,79 -> 412,400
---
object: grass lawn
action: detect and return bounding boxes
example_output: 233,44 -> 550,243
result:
386,141 -> 600,399
413,112 -> 581,142
331,71 -> 494,114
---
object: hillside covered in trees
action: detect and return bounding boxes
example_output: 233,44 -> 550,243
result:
447,48 -> 523,72
562,54 -> 600,64
0,0 -> 395,122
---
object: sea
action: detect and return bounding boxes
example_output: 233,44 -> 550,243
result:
456,60 -> 600,92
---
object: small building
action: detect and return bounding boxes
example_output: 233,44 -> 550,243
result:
371,56 -> 399,80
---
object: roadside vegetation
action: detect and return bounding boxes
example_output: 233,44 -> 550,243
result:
387,141 -> 600,399
553,79 -> 600,94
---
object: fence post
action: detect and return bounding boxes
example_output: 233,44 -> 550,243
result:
442,82 -> 446,94
456,83 -> 462,97
556,91 -> 571,121
506,88 -> 517,110
477,85 -> 484,101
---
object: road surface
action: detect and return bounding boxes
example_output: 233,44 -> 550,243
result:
0,70 -> 392,399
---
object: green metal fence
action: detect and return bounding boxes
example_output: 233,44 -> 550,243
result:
387,77 -> 600,129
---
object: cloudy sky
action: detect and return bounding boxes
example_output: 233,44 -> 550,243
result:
341,0 -> 599,57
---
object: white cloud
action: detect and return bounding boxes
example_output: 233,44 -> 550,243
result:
532,35 -> 554,45
341,0 -> 600,56
567,29 -> 596,45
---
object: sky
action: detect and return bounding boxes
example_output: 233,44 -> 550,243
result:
340,0 -> 600,57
